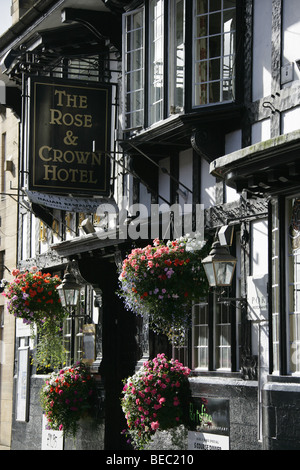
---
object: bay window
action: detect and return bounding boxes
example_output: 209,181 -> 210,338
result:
122,0 -> 237,130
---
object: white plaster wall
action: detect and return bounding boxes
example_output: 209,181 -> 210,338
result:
224,129 -> 241,202
178,148 -> 193,208
159,157 -> 170,206
281,105 -> 300,134
139,182 -> 151,212
200,157 -> 216,208
251,219 -> 268,275
252,0 -> 272,101
251,118 -> 271,144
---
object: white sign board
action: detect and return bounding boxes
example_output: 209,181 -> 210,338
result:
188,431 -> 229,451
247,274 -> 268,321
16,318 -> 32,338
15,347 -> 30,422
42,415 -> 64,450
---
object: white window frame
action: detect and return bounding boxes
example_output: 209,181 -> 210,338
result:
123,7 -> 145,131
192,301 -> 209,370
149,0 -> 165,125
168,0 -> 185,115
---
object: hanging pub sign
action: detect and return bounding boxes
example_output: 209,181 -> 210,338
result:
28,77 -> 111,196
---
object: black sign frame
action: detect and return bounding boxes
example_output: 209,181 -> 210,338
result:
189,397 -> 230,436
28,77 -> 112,196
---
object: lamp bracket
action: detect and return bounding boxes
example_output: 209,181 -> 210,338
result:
217,297 -> 247,307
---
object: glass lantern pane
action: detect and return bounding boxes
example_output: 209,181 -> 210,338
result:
58,290 -> 67,307
203,263 -> 216,286
214,261 -> 235,286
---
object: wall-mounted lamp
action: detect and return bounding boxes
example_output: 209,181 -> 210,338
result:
202,241 -> 237,288
202,231 -> 248,308
57,270 -> 81,310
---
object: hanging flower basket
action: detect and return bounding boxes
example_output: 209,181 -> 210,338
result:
121,353 -> 191,450
118,234 -> 210,343
3,267 -> 65,325
40,362 -> 97,438
3,268 -> 67,370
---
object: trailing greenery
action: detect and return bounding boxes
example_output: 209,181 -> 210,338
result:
3,267 -> 67,370
118,234 -> 210,344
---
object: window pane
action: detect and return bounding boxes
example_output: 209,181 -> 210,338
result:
193,0 -> 236,107
123,9 -> 144,129
209,34 -> 221,58
168,0 -> 185,113
149,0 -> 164,125
196,0 -> 208,15
215,301 -> 231,370
209,12 -> 221,35
210,0 -> 222,12
192,302 -> 209,369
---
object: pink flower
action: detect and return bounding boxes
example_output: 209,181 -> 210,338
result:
159,397 -> 166,405
151,421 -> 160,430
173,397 -> 180,406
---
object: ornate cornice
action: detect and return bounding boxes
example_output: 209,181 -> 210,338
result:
205,197 -> 268,230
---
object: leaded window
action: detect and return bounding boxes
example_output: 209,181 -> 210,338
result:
123,8 -> 144,130
193,0 -> 236,106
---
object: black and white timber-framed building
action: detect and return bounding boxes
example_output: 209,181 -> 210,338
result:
0,0 -> 300,451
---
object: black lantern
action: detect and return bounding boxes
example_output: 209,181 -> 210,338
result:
57,271 -> 81,310
202,241 -> 237,287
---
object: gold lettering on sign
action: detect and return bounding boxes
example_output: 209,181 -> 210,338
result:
49,109 -> 93,128
39,146 -> 102,166
43,166 -> 98,184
